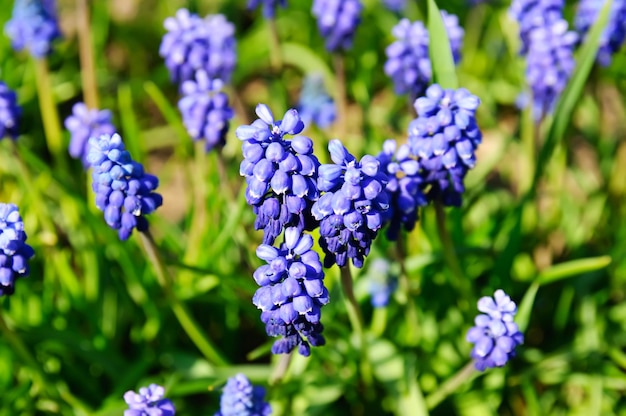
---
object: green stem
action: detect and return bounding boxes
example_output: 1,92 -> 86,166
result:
269,351 -> 293,385
425,361 -> 477,410
339,266 -> 373,387
0,312 -> 91,414
395,236 -> 420,345
76,0 -> 99,109
268,18 -> 283,71
139,230 -> 229,366
33,58 -> 64,165
333,54 -> 348,139
434,202 -> 471,309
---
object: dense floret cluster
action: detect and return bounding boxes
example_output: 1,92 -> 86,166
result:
509,0 -> 577,119
178,71 -> 233,152
159,9 -> 236,84
466,290 -> 524,371
312,140 -> 389,268
408,84 -> 481,207
4,0 -> 61,58
297,74 -> 336,129
378,139 -> 427,240
0,203 -> 34,297
87,133 -> 163,240
0,82 -> 21,140
247,0 -> 287,19
124,384 -> 176,416
237,104 -> 320,245
384,12 -> 464,98
65,102 -> 117,167
215,374 -> 271,416
312,0 -> 363,52
252,227 -> 328,356
575,0 -> 626,66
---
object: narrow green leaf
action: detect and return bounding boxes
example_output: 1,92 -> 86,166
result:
427,0 -> 458,89
537,256 -> 611,285
516,281 -> 539,333
531,0 -> 613,192
117,84 -> 143,162
143,81 -> 190,153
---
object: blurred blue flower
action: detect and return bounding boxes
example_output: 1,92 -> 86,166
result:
4,0 -> 61,58
384,12 -> 464,98
0,203 -> 34,297
509,0 -> 576,120
215,373 -> 271,416
382,0 -> 406,12
0,82 -> 21,140
377,139 -> 426,241
364,258 -> 397,308
87,133 -> 163,241
247,0 -> 287,19
160,9 -> 236,85
253,227 -> 328,356
575,0 -> 626,66
466,289 -> 524,371
178,71 -> 233,153
65,102 -> 117,167
408,84 -> 482,207
311,140 -> 389,268
124,384 -> 175,416
236,104 -> 320,246
297,74 -> 336,129
312,0 -> 363,52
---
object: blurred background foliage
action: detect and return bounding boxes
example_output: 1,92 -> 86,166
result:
0,0 -> 625,415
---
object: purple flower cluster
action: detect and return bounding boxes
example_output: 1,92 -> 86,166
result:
178,71 -> 233,152
382,0 -> 406,12
377,139 -> 426,241
252,227 -> 328,356
312,0 -> 363,52
408,84 -> 481,207
0,203 -> 34,297
312,140 -> 389,268
123,384 -> 176,416
65,102 -> 117,167
236,104 -> 320,245
159,9 -> 236,85
247,0 -> 287,19
4,0 -> 61,58
0,82 -> 21,140
384,12 -> 464,98
297,74 -> 336,129
215,374 -> 271,416
575,0 -> 626,66
509,0 -> 577,119
87,133 -> 163,240
466,290 -> 524,371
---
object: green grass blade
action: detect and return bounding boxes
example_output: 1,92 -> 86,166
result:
537,256 -> 612,285
427,0 -> 458,89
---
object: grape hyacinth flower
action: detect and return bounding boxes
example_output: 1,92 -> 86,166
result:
252,227 -> 328,356
124,384 -> 176,416
0,82 -> 21,140
312,140 -> 389,268
466,289 -> 524,371
408,84 -> 481,207
178,71 -> 233,152
64,102 -> 116,167
4,0 -> 61,58
312,0 -> 363,52
236,104 -> 320,246
87,133 -> 163,241
297,74 -> 336,129
384,12 -> 464,98
215,373 -> 271,416
160,9 -> 237,84
0,203 -> 35,297
377,139 -> 427,241
508,0 -> 565,54
247,0 -> 287,19
575,0 -> 626,66
383,0 -> 406,12
364,258 -> 397,308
